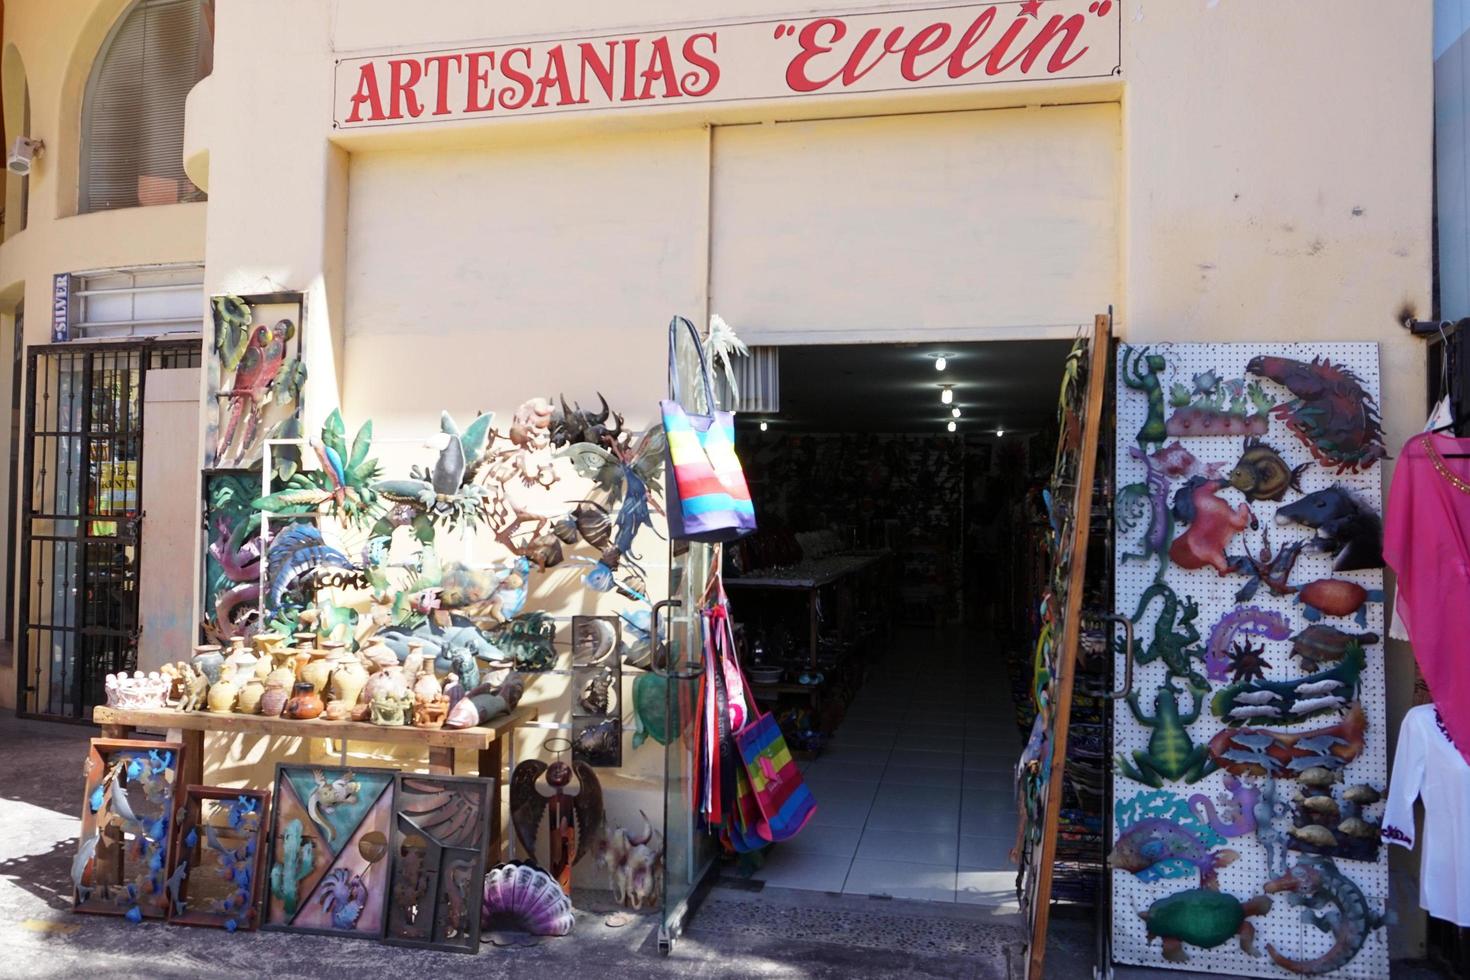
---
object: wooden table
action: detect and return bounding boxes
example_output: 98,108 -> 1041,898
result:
92,704 -> 536,860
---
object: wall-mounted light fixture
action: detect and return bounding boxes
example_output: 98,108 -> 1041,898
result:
951,407 -> 961,418
933,354 -> 949,372
759,420 -> 769,432
996,427 -> 1006,438
940,385 -> 953,405
947,420 -> 957,433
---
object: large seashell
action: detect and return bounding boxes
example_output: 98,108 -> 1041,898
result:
481,862 -> 575,937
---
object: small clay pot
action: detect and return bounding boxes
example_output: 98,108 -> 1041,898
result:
260,681 -> 290,718
284,681 -> 324,720
191,644 -> 225,685
236,678 -> 266,714
323,700 -> 353,722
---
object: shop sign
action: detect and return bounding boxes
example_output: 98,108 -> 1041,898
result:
334,0 -> 1121,129
52,273 -> 70,342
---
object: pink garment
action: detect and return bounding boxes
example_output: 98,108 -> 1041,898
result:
1385,433 -> 1470,764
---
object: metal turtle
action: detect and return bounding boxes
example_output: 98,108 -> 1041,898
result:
1289,625 -> 1379,670
1141,887 -> 1273,963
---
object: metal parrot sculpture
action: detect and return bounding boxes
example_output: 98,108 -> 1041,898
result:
214,312 -> 304,466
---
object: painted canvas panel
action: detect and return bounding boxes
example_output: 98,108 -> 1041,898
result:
166,787 -> 271,930
264,765 -> 393,939
205,292 -> 306,470
385,774 -> 491,952
1111,344 -> 1389,979
73,739 -> 185,920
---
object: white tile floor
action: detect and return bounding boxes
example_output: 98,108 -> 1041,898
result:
752,631 -> 1024,906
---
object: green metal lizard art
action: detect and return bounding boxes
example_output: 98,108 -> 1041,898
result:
1122,346 -> 1169,451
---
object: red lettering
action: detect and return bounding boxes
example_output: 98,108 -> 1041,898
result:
423,54 -> 463,115
638,37 -> 681,100
947,10 -> 998,78
387,58 -> 425,118
621,39 -> 640,101
680,32 -> 720,97
465,51 -> 496,112
983,16 -> 1035,75
578,41 -> 617,102
785,18 -> 847,93
534,45 -> 577,106
1018,14 -> 1089,73
344,63 -> 385,123
499,47 -> 533,109
899,23 -> 951,81
837,27 -> 906,87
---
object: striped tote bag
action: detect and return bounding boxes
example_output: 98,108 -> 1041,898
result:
660,316 -> 756,543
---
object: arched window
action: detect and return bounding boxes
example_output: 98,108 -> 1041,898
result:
79,0 -> 213,213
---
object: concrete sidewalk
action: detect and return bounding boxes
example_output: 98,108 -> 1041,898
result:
0,711 -> 1446,979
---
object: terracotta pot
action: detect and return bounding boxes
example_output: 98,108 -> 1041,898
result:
236,678 -> 266,714
191,645 -> 225,686
323,700 -> 353,721
260,680 -> 290,717
411,660 -> 442,702
284,681 -> 324,720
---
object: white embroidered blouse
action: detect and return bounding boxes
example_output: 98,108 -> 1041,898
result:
1383,704 -> 1470,926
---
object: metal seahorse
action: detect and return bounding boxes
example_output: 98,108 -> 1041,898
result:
1188,774 -> 1260,838
1264,854 -> 1387,974
1204,606 -> 1291,683
1123,346 -> 1170,451
1128,582 -> 1207,688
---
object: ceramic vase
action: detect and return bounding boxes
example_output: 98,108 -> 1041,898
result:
301,649 -> 333,696
292,632 -> 317,678
412,659 -> 443,702
207,665 -> 239,713
191,644 -> 225,686
236,677 -> 266,714
253,632 -> 290,671
223,635 -> 258,679
260,679 -> 290,717
360,639 -> 398,673
330,656 -> 370,710
284,681 -> 324,720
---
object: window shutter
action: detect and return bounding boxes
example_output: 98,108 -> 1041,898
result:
80,0 -> 212,213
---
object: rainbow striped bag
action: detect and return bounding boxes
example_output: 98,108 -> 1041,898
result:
660,316 -> 756,543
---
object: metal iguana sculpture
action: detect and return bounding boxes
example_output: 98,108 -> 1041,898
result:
1122,346 -> 1169,451
1246,355 -> 1386,474
1263,854 -> 1387,974
1129,582 -> 1207,688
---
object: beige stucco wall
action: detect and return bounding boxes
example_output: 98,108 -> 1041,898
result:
0,0 -> 1434,935
0,0 -> 207,710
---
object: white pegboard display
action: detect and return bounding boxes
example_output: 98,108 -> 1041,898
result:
1111,343 -> 1389,979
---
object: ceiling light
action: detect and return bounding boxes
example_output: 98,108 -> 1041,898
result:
996,427 -> 1005,437
759,421 -> 769,432
940,385 -> 954,405
934,355 -> 948,372
951,407 -> 961,418
946,420 -> 957,433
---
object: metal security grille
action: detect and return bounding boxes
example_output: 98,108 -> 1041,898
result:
16,340 -> 200,720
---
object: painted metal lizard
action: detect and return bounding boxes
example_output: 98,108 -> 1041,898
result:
1263,855 -> 1387,974
1188,774 -> 1261,838
1129,582 -> 1207,688
1122,346 -> 1170,451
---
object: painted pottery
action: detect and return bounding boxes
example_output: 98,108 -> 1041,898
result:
362,663 -> 409,704
207,665 -> 240,713
191,644 -> 225,685
284,681 -> 325,720
443,697 -> 480,729
261,678 -> 290,717
236,676 -> 266,714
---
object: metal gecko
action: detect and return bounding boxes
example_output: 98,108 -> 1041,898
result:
1122,346 -> 1170,451
1188,774 -> 1261,838
1264,855 -> 1387,974
1203,606 -> 1291,683
1128,582 -> 1207,688
1118,444 -> 1195,583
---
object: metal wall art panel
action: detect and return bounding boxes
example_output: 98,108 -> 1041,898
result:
384,773 -> 492,953
1112,343 -> 1389,979
73,739 -> 186,920
263,764 -> 394,940
166,786 -> 271,930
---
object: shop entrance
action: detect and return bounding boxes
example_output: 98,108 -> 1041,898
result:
713,337 -> 1089,906
14,339 -> 200,720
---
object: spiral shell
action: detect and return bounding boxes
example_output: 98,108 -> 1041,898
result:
481,862 -> 575,937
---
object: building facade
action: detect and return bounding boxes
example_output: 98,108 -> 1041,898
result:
0,0 -> 1439,964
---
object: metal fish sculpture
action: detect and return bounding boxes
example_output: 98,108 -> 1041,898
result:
1109,818 -> 1239,888
1228,438 -> 1309,502
1208,702 -> 1368,777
